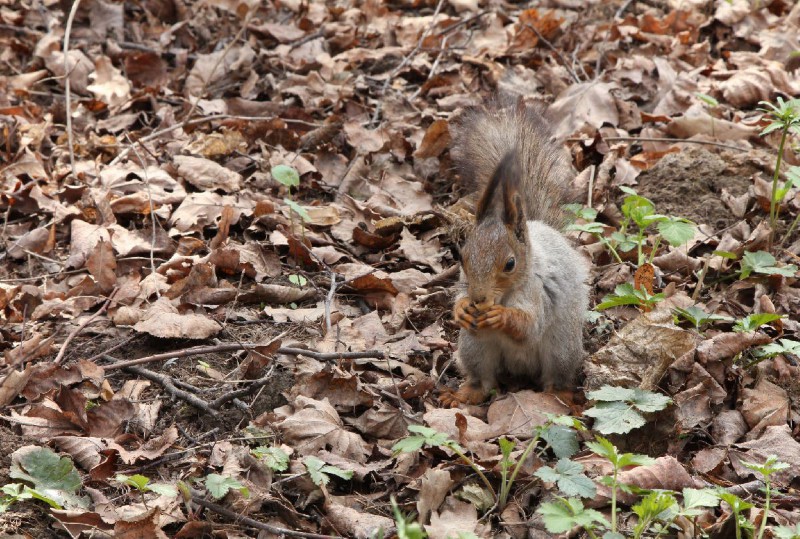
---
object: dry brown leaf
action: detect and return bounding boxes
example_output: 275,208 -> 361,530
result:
132,297 -> 221,339
172,155 -> 243,193
323,500 -> 394,539
486,390 -> 571,439
417,468 -> 452,524
275,395 -> 371,462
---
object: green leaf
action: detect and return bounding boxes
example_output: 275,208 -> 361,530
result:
204,474 -> 247,500
391,497 -> 426,539
657,218 -> 696,247
682,488 -> 719,516
585,401 -> 646,434
304,456 -> 329,486
627,389 -> 672,413
696,93 -> 719,107
10,446 -> 87,510
148,483 -> 178,497
755,338 -> 800,358
586,386 -> 636,402
284,198 -> 311,222
741,455 -> 790,477
774,524 -> 800,539
392,436 -> 427,454
535,459 -> 597,498
740,251 -> 798,279
541,424 -> 579,459
116,473 -> 150,491
674,306 -> 733,330
288,274 -> 307,286
733,313 -> 784,332
537,498 -> 609,534
252,446 -> 290,472
271,164 -> 300,187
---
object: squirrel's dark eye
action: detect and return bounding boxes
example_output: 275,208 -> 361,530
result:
503,257 -> 516,272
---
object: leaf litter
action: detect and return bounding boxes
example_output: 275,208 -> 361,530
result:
1,0 -> 800,537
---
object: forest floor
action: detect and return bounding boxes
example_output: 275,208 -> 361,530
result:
1,0 -> 800,537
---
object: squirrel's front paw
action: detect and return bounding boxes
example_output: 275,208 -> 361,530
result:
439,384 -> 488,407
474,305 -> 508,330
453,297 -> 480,331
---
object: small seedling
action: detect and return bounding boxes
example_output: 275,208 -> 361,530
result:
596,283 -> 665,311
390,496 -> 426,539
303,456 -> 353,487
674,305 -> 733,331
115,474 -> 177,508
271,164 -> 311,236
631,490 -> 679,539
758,97 -> 800,247
251,445 -> 290,472
718,490 -> 755,539
585,436 -> 655,534
755,338 -> 800,359
203,473 -> 249,500
742,455 -> 789,539
537,497 -> 610,537
288,274 -> 307,287
739,251 -> 798,279
733,313 -> 784,333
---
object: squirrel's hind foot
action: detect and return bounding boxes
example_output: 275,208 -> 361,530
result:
439,384 -> 488,407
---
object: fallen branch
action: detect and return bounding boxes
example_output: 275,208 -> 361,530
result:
103,343 -> 385,371
122,364 -> 219,417
53,290 -> 117,365
191,496 -> 343,539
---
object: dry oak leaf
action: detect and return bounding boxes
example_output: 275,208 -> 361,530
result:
105,426 -> 179,465
731,425 -> 800,484
275,395 -> 370,462
549,81 -> 619,138
593,456 -> 703,506
172,155 -> 243,193
87,56 -> 131,110
324,500 -> 395,539
417,468 -> 453,524
586,306 -> 696,391
486,390 -> 571,439
696,331 -> 771,364
426,497 -> 488,539
132,297 -> 220,339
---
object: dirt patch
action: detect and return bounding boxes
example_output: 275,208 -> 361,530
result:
635,146 -> 759,229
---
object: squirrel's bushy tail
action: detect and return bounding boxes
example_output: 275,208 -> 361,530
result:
450,98 -> 574,227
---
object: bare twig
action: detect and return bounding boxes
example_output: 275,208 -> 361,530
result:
102,343 -> 385,371
522,23 -> 581,84
191,495 -> 343,539
53,290 -> 117,365
207,366 -> 276,409
569,135 -> 750,152
109,114 -> 320,166
62,0 -> 82,176
370,0 -> 446,126
122,364 -> 219,417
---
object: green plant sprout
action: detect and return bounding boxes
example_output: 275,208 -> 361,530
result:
115,473 -> 178,508
537,497 -> 610,538
742,455 -> 790,539
390,496 -> 426,539
755,338 -> 800,359
673,305 -> 733,331
585,436 -> 655,535
392,425 -> 496,501
203,473 -> 249,500
718,490 -> 755,539
733,313 -> 784,333
271,164 -> 311,238
303,456 -> 353,487
596,283 -> 665,311
758,97 -> 800,247
696,92 -> 720,138
252,445 -> 290,471
739,251 -> 798,280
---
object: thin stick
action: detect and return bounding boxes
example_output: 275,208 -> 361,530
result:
370,0 -> 446,126
123,364 -> 219,417
109,114 -> 321,166
102,344 -> 385,371
63,0 -> 82,176
522,23 -> 581,84
53,290 -> 117,365
574,135 -> 750,152
191,496 -> 342,539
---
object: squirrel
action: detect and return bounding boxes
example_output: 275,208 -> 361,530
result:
440,100 -> 589,407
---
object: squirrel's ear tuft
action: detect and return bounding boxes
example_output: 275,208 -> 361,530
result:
476,151 -> 522,224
